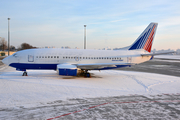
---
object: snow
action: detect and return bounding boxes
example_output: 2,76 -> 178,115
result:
0,69 -> 180,108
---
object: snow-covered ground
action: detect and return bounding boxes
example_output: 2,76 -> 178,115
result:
0,68 -> 180,109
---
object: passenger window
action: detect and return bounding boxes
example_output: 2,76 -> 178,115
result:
39,56 -> 41,58
57,56 -> 59,58
45,56 -> 47,58
36,56 -> 38,58
54,56 -> 56,58
51,56 -> 53,58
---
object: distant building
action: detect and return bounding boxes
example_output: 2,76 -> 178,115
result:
65,46 -> 70,49
42,46 -> 55,48
61,46 -> 71,49
176,49 -> 180,55
102,47 -> 111,50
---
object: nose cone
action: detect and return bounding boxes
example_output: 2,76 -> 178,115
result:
2,57 -> 9,65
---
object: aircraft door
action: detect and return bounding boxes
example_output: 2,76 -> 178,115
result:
75,56 -> 80,62
28,55 -> 34,62
127,57 -> 132,63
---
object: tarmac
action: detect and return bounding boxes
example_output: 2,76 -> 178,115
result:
117,58 -> 180,77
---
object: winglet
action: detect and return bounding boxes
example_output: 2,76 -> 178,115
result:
129,23 -> 158,52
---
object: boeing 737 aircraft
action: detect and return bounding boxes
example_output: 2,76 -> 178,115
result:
2,22 -> 173,77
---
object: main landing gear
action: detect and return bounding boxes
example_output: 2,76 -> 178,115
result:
84,70 -> 91,78
22,71 -> 28,76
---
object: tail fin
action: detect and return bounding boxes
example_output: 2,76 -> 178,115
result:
129,22 -> 158,52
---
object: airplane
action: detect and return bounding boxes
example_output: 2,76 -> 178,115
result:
2,22 -> 174,77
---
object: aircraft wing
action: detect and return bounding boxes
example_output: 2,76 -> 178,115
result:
141,51 -> 175,56
76,63 -> 131,70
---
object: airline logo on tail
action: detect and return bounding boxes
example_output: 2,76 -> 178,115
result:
129,23 -> 158,52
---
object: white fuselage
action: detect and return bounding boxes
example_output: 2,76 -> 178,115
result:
3,48 -> 152,71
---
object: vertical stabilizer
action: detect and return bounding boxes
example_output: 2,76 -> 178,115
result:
129,23 -> 158,52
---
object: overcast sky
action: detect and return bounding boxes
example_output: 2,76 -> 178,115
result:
0,0 -> 180,50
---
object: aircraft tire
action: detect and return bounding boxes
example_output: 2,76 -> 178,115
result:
22,72 -> 28,76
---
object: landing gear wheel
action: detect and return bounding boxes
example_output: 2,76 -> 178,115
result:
84,70 -> 91,78
85,73 -> 90,78
22,71 -> 28,76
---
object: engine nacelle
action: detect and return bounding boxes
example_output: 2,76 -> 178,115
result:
57,64 -> 81,76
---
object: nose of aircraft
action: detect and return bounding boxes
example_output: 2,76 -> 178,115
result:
2,57 -> 9,65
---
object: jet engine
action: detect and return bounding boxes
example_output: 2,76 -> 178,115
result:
57,64 -> 81,76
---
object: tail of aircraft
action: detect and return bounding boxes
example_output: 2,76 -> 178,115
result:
129,22 -> 158,52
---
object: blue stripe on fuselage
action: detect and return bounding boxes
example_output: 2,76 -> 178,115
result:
10,63 -> 57,71
9,63 -> 131,71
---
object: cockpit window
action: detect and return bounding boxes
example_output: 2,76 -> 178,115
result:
13,53 -> 18,57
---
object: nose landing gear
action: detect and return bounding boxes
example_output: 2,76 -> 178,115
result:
22,71 -> 28,76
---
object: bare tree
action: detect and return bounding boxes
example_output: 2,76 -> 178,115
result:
10,45 -> 16,51
0,38 -> 7,51
19,43 -> 36,50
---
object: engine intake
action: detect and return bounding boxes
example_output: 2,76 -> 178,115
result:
57,64 -> 81,76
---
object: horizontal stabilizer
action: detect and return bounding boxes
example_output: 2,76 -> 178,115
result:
141,51 -> 175,56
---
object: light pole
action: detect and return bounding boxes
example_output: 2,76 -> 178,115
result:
8,18 -> 10,56
84,25 -> 86,49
